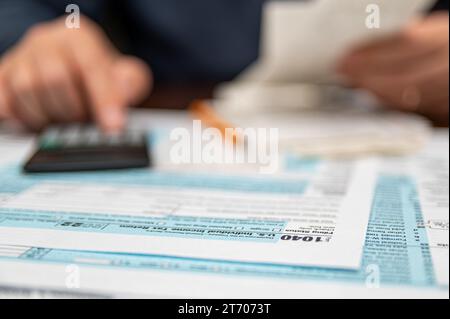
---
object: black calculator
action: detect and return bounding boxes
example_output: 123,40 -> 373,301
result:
23,125 -> 151,173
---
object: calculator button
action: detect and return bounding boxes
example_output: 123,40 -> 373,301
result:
39,128 -> 62,150
61,125 -> 82,147
84,127 -> 103,146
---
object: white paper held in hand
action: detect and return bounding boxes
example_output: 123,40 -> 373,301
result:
245,0 -> 436,83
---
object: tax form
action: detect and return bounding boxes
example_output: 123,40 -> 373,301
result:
0,140 -> 447,298
0,122 -> 377,270
0,114 -> 447,298
0,158 -> 376,269
412,130 -> 449,286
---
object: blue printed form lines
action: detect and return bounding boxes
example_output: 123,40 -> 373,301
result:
0,175 -> 437,288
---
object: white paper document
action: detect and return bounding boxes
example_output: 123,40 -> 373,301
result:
0,252 -> 447,299
217,108 -> 432,157
0,157 -> 376,269
413,130 -> 449,286
243,0 -> 435,83
0,147 -> 448,298
1,112 -> 447,299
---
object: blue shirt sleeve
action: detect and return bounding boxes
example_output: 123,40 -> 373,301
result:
0,0 -> 106,55
432,0 -> 449,11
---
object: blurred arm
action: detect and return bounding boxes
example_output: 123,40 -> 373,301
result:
0,0 -> 107,55
0,1 -> 153,132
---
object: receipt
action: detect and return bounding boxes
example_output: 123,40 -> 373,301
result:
214,102 -> 432,157
245,0 -> 435,83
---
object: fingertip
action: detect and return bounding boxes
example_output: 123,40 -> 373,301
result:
335,54 -> 355,76
335,59 -> 348,75
97,106 -> 127,133
113,56 -> 152,106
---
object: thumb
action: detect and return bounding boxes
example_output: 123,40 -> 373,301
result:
113,56 -> 152,107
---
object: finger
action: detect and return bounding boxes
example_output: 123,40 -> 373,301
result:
34,49 -> 86,123
70,45 -> 127,133
112,56 -> 152,106
406,51 -> 449,113
81,59 -> 126,133
338,21 -> 449,76
63,24 -> 130,133
7,60 -> 49,130
357,50 -> 449,112
339,39 -> 442,77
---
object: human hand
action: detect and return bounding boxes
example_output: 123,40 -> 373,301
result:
0,16 -> 152,132
337,13 -> 449,123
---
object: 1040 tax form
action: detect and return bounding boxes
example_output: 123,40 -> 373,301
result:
0,138 -> 377,269
0,146 -> 447,298
0,113 -> 447,298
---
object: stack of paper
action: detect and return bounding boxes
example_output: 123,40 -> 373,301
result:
0,113 -> 448,298
0,128 -> 377,269
214,0 -> 435,157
